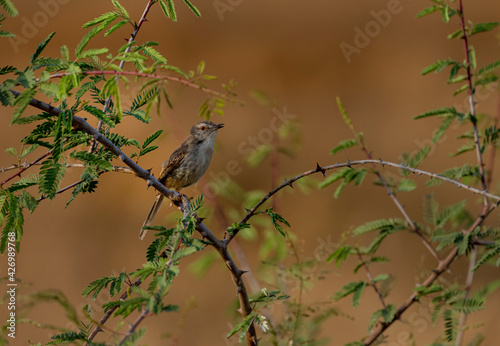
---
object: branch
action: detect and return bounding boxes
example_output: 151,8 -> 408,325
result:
0,148 -> 54,187
48,70 -> 242,105
12,90 -> 259,345
352,127 -> 441,261
85,278 -> 142,344
357,250 -> 387,309
225,160 -> 500,243
363,203 -> 497,345
118,309 -> 150,345
0,162 -> 133,174
458,0 -> 489,206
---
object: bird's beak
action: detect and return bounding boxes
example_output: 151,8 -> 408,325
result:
217,123 -> 224,129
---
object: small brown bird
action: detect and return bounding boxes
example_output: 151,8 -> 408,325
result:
139,121 -> 224,240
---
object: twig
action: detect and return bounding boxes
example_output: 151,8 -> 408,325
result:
119,309 -> 150,345
458,0 -> 489,207
357,250 -> 387,309
456,246 -> 478,346
363,203 -> 497,345
0,148 -> 53,187
225,160 -> 500,243
49,70 -> 242,105
85,278 -> 142,344
357,134 -> 440,261
0,162 -> 134,174
89,0 -> 157,152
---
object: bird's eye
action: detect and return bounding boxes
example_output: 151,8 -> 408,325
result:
200,125 -> 207,131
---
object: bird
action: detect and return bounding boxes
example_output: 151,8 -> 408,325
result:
139,120 -> 224,240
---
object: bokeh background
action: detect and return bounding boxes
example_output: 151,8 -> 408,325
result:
1,0 -> 500,345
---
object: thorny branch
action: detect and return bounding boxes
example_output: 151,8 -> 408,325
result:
224,159 -> 500,243
10,90 -> 258,346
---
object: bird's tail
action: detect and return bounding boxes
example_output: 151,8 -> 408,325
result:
139,194 -> 164,240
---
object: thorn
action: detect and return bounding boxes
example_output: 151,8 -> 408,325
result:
379,158 -> 384,168
197,217 -> 206,224
146,179 -> 154,189
245,208 -> 252,215
347,158 -> 352,167
284,178 -> 294,189
240,270 -> 249,276
316,162 -> 326,177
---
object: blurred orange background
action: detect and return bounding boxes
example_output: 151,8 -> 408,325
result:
1,0 -> 500,345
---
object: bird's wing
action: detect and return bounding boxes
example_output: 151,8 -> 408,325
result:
158,144 -> 188,184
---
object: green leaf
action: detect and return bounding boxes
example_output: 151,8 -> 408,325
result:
423,193 -> 439,225
421,59 -> 455,75
478,60 -> 500,75
142,129 -> 163,149
368,305 -> 397,331
414,284 -> 444,298
454,298 -> 484,314
30,32 -> 56,63
78,47 -> 109,59
1,192 -> 23,252
264,208 -> 290,237
48,331 -> 87,345
327,245 -> 353,267
112,0 -> 129,20
104,19 -> 129,36
473,245 -> 500,271
0,0 -> 18,16
433,116 -> 454,143
141,46 -> 167,63
450,142 -> 475,157
397,178 -> 417,192
330,138 -> 358,155
0,65 -> 16,75
334,281 -> 366,308
416,5 -> 439,18
160,0 -> 177,22
227,314 -> 255,342
225,222 -> 251,236
82,11 -> 118,28
83,105 -> 115,128
470,22 -> 498,36
11,88 -> 37,125
38,160 -> 66,200
413,107 -> 459,120
352,218 -> 406,236
183,0 -> 201,17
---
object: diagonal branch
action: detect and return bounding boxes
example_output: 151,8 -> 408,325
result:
363,202 -> 497,345
12,89 -> 259,346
